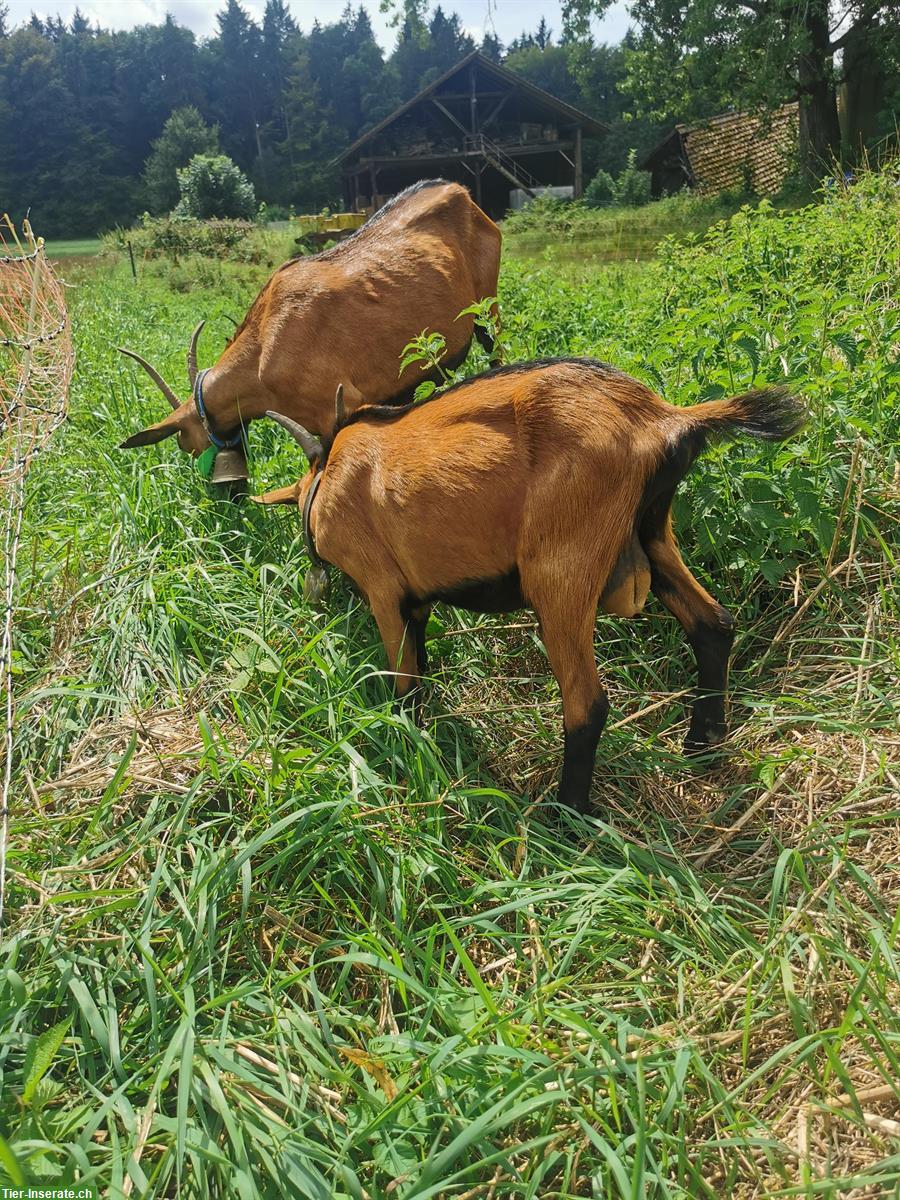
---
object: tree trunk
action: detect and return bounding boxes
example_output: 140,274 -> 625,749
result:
795,0 -> 842,179
840,22 -> 885,162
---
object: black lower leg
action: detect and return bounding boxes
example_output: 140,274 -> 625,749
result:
684,608 -> 735,754
401,602 -> 430,676
558,694 -> 610,813
473,323 -> 501,365
411,616 -> 428,676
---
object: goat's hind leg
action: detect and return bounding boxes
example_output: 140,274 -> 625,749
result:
643,519 -> 735,755
531,588 -> 609,814
403,602 -> 432,676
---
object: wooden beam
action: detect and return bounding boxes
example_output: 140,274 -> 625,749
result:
557,148 -> 575,168
480,149 -> 534,198
430,96 -> 468,138
482,90 -> 512,129
431,90 -> 508,101
474,160 -> 483,207
347,143 -> 575,169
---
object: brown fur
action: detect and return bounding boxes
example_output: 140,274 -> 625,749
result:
120,182 -> 501,455
258,361 -> 805,812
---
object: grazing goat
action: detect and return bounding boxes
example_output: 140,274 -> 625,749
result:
258,360 -> 805,812
117,180 -> 501,483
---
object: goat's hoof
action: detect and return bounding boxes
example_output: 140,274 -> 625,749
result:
683,732 -> 727,765
394,689 -> 423,725
555,794 -> 592,817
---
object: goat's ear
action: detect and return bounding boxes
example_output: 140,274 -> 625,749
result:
251,483 -> 301,506
119,413 -> 182,449
341,380 -> 365,410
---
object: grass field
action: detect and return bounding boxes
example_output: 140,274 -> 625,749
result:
2,175 -> 898,1197
501,192 -> 752,263
44,237 -> 104,258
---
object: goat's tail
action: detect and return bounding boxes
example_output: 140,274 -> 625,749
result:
683,386 -> 806,452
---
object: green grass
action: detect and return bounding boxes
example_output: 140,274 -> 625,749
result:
501,191 -> 750,263
44,237 -> 103,258
2,177 -> 898,1197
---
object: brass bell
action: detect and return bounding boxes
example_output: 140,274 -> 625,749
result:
210,447 -> 249,485
303,565 -> 330,606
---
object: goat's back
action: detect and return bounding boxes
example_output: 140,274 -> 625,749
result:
316,360 -> 674,599
243,182 -> 502,410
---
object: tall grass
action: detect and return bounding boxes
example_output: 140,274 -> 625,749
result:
1,175 -> 898,1197
501,191 -> 748,263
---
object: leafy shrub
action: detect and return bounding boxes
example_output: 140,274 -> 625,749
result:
256,201 -> 294,223
105,214 -> 254,263
584,167 -> 616,208
174,154 -> 256,220
502,193 -> 575,232
613,149 -> 652,207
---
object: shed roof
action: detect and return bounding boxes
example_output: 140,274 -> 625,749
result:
333,50 -> 608,167
641,103 -> 799,194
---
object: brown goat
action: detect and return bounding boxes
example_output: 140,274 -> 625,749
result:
258,360 -> 805,812
117,180 -> 501,475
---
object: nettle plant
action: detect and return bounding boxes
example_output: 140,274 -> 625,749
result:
640,177 -> 899,584
399,297 -> 505,400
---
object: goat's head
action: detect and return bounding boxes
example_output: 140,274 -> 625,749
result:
118,322 -> 211,453
252,385 -> 346,509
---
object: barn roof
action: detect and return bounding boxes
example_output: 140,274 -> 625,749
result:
333,49 -> 608,167
641,103 -> 799,194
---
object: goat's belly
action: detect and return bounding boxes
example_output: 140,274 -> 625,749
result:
420,568 -> 525,614
600,539 -> 651,617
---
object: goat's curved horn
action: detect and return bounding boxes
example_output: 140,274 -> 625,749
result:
187,320 -> 205,387
335,383 -> 345,426
118,347 -> 181,411
266,410 -> 324,461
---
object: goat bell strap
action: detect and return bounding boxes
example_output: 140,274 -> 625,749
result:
302,469 -> 330,605
194,367 -> 246,452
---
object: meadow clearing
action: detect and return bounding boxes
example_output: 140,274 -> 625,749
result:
2,175 -> 898,1197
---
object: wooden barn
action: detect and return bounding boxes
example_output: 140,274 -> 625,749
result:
333,50 -> 608,219
640,103 -> 799,197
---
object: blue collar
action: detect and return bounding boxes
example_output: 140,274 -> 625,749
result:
194,368 -> 245,451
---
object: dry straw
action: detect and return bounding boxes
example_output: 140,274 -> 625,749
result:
0,215 -> 73,926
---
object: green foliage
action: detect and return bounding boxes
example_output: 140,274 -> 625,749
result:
174,154 -> 256,220
143,106 -> 220,216
3,169 -> 898,1197
502,189 -> 740,260
399,296 -> 502,399
613,147 -> 653,205
565,0 -> 898,177
584,165 -> 616,206
106,215 -> 255,263
22,1019 -> 71,1104
256,201 -> 293,222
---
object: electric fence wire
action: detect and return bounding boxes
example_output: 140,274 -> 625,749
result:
0,216 -> 73,928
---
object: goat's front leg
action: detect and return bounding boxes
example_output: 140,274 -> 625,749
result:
533,592 -> 608,813
644,520 -> 735,754
403,602 -> 432,676
369,592 -> 423,714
